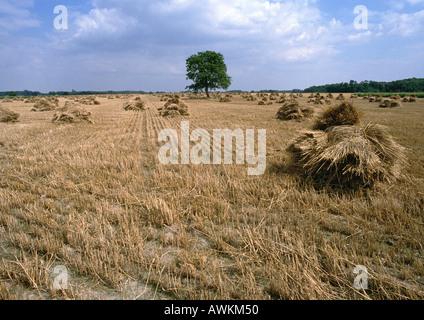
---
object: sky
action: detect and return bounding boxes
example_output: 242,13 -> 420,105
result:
0,0 -> 423,92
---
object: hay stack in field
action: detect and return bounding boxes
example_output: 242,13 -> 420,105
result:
391,94 -> 401,100
159,97 -> 189,117
52,102 -> 93,124
159,103 -> 190,117
164,97 -> 188,108
123,100 -> 147,111
379,99 -> 403,108
277,97 -> 287,104
375,94 -> 383,103
315,97 -> 332,105
403,96 -> 417,103
276,99 -> 314,120
2,98 -> 13,103
350,94 -> 359,99
31,98 -> 57,112
313,101 -> 362,131
327,93 -> 334,99
0,106 -> 20,122
336,94 -> 345,101
219,96 -> 233,102
287,124 -> 407,188
258,100 -> 272,105
78,96 -> 100,105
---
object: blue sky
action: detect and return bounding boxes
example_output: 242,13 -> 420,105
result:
0,0 -> 423,92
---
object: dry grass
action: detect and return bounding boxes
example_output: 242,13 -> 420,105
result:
0,94 -> 423,300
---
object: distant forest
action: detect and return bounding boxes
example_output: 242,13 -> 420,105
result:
0,90 -> 153,97
303,78 -> 424,93
1,78 -> 423,97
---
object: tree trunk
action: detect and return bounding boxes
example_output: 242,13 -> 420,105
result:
205,86 -> 210,98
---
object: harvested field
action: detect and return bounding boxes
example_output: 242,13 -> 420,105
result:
0,94 -> 423,301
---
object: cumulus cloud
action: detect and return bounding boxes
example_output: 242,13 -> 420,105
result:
1,1 -> 423,92
382,10 -> 424,36
55,0 -> 341,62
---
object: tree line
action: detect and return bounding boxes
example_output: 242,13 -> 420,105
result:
0,90 -> 158,97
303,78 -> 424,93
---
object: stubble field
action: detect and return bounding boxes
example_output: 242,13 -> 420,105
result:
0,94 -> 423,300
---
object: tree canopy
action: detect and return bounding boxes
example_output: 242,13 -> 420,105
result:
186,51 -> 232,97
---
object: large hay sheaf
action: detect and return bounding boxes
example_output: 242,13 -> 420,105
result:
52,102 -> 93,124
287,124 -> 407,188
314,101 -> 362,131
0,107 -> 20,123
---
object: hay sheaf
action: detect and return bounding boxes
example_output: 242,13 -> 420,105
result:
0,106 -> 20,123
379,99 -> 403,108
52,102 -> 93,124
31,98 -> 57,112
219,97 -> 232,103
313,101 -> 362,131
276,99 -> 314,120
159,103 -> 190,117
78,97 -> 101,105
123,100 -> 147,111
246,96 -> 257,101
403,96 -> 417,103
287,124 -> 407,188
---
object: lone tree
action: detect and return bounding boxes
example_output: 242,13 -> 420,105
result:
186,51 -> 232,98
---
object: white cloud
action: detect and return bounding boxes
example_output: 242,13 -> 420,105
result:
2,1 -> 423,92
348,30 -> 372,41
382,10 -> 424,36
406,0 -> 424,5
0,0 -> 40,33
